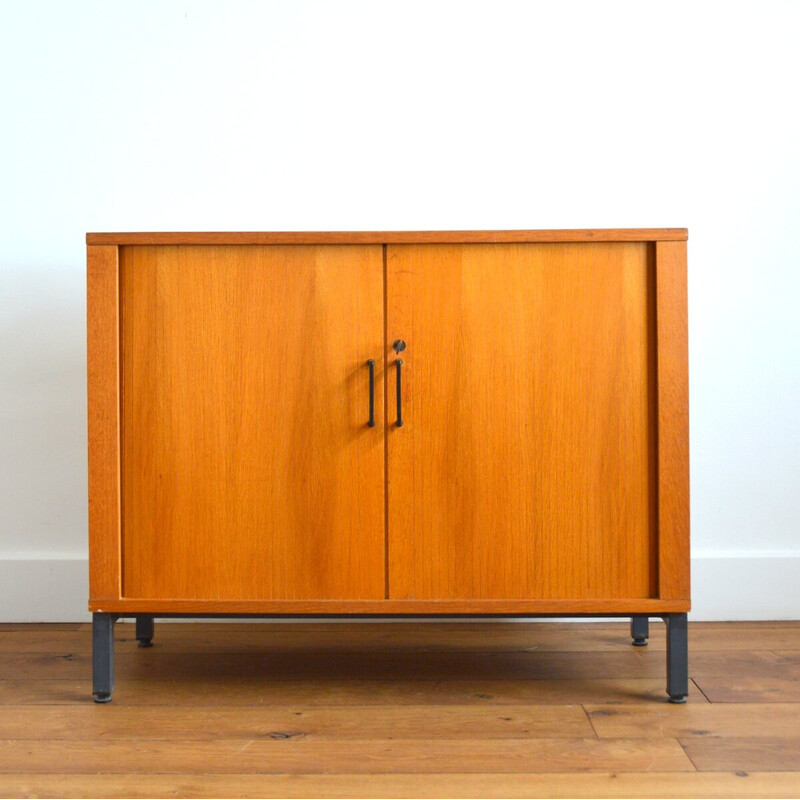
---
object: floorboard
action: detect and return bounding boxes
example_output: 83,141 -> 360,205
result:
0,648 -> 785,682
693,675 -> 800,703
0,677 -> 710,706
0,621 -> 797,798
0,737 -> 694,774
681,736 -> 800,772
0,704 -> 596,740
1,771 -> 798,799
4,621 -> 800,653
586,702 -> 800,738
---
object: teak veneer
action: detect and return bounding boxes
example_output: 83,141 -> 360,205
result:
86,229 -> 690,703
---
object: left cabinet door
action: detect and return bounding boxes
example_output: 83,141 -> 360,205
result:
120,244 -> 386,601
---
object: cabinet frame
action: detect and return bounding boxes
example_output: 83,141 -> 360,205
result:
87,229 -> 689,616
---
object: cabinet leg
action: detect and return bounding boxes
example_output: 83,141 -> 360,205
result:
92,613 -> 116,703
664,613 -> 689,703
630,615 -> 649,646
135,614 -> 154,647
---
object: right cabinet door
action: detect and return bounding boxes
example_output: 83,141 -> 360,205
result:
387,243 -> 657,600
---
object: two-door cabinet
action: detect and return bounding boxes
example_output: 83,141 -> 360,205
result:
87,229 -> 690,702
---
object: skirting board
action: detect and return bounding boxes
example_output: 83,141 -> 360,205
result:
0,554 -> 798,622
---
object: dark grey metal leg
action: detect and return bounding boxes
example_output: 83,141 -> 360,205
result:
92,613 -> 116,703
665,613 -> 689,703
136,614 -> 154,647
631,615 -> 649,646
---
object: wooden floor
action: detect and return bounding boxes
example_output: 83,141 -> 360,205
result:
1,621 -> 799,798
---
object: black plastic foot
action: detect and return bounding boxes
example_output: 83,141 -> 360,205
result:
93,692 -> 112,704
668,694 -> 688,704
630,615 -> 649,646
135,614 -> 155,648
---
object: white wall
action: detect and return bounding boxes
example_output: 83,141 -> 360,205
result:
1,0 -> 798,620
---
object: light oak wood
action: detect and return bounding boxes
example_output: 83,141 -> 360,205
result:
15,621 -> 798,654
86,245 -> 121,601
387,243 -> 655,600
587,702 -> 800,738
0,704 -> 594,740
1,771 -> 797,799
0,647 -> 769,683
5,622 -> 800,798
681,737 -> 800,772
119,244 -> 385,601
0,677 -> 708,706
656,240 -> 691,599
772,650 -> 800,662
87,229 -> 689,245
0,737 -> 694,774
0,623 -> 82,631
693,676 -> 800,703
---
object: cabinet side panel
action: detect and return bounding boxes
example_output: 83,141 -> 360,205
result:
87,244 -> 122,602
656,241 -> 691,600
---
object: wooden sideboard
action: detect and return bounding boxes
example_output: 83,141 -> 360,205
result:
87,229 -> 690,702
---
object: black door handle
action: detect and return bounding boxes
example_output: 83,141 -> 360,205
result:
367,359 -> 375,427
395,359 -> 403,427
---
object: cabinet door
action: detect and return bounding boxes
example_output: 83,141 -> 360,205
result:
121,245 -> 385,600
387,243 -> 656,600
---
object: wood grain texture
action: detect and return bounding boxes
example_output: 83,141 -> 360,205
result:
0,678 -> 709,707
655,240 -> 691,600
87,229 -> 689,245
90,231 -> 690,614
14,620 -> 789,655
0,704 -> 594,740
6,621 -> 800,798
587,703 -> 800,738
1,771 -> 797,799
0,624 -> 82,631
0,648 -> 772,684
119,244 -> 385,601
693,676 -> 800,703
387,243 -> 656,600
0,738 -> 694,774
87,244 -> 121,602
88,598 -> 689,614
681,737 -> 800,772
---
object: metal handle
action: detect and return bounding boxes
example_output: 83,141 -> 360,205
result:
395,359 -> 403,427
367,360 -> 375,427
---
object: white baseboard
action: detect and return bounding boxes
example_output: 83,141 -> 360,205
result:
0,557 -> 91,622
0,554 -> 798,622
690,552 -> 800,621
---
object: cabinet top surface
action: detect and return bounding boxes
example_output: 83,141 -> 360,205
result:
86,228 -> 688,245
